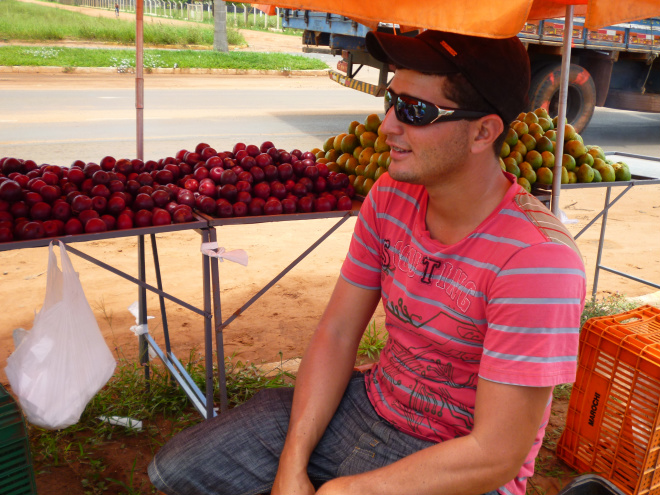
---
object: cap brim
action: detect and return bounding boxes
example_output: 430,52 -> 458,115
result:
366,31 -> 458,75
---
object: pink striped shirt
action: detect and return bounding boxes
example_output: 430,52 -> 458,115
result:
341,172 -> 586,495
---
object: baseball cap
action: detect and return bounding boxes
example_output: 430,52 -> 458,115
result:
366,30 -> 530,124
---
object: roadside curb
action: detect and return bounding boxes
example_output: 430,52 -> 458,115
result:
0,65 -> 330,76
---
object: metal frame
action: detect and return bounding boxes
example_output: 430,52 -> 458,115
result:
0,218 -> 221,419
200,203 -> 360,406
1,204 -> 361,419
206,209 -> 358,332
535,154 -> 660,298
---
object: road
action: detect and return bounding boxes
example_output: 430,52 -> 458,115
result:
0,72 -> 384,164
1,71 -> 660,177
4,0 -> 660,174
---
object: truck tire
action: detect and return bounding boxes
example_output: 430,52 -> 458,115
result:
528,63 -> 597,133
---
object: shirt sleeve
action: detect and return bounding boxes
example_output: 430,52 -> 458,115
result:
479,241 -> 586,387
340,188 -> 383,291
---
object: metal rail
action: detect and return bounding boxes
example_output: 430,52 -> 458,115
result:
1,205 -> 362,418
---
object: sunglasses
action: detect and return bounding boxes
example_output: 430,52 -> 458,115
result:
384,88 -> 491,126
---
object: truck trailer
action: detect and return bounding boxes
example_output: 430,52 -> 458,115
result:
281,10 -> 660,132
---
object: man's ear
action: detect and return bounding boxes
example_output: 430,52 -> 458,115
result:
470,114 -> 504,154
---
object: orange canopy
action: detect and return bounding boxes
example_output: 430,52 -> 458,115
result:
253,4 -> 278,15
233,0 -> 660,38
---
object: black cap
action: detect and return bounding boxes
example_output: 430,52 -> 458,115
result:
366,30 -> 530,124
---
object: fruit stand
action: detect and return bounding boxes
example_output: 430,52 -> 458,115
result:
1,131 -> 366,417
0,201 -> 362,418
534,153 -> 660,297
0,218 -> 224,418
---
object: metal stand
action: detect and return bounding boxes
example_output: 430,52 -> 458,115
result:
574,185 -> 660,298
0,203 -> 360,419
63,227 -> 220,419
535,157 -> 660,299
0,220 -> 221,419
211,210 -> 356,332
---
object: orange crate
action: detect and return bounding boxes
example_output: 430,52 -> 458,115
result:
557,305 -> 660,495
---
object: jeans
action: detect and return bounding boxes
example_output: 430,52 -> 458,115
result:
148,373 -> 499,495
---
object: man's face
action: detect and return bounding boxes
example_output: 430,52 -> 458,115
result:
380,69 -> 472,187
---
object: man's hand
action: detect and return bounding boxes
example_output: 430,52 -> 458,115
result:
271,464 -> 315,495
293,380 -> 553,495
271,277 -> 381,495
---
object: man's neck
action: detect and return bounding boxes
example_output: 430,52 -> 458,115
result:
424,160 -> 511,245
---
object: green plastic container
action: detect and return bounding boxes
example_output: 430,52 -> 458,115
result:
0,384 -> 37,495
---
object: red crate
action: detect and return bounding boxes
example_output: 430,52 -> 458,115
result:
557,305 -> 660,495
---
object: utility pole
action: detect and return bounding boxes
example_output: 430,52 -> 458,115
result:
212,0 -> 228,52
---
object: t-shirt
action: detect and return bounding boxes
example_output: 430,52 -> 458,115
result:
341,172 -> 586,495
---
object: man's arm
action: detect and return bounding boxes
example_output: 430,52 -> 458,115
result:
317,378 -> 552,495
271,276 -> 381,495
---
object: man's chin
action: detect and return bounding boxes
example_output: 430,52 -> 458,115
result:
387,167 -> 422,185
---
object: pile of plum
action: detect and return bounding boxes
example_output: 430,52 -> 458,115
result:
0,141 -> 356,243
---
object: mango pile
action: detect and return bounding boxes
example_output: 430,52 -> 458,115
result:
318,107 -> 632,197
313,114 -> 390,197
501,108 -> 631,193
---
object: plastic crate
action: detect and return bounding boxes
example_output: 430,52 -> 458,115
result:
556,305 -> 660,495
0,384 -> 37,495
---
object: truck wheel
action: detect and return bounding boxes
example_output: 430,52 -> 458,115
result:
528,63 -> 597,133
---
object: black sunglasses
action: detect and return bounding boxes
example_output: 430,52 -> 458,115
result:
384,88 -> 491,126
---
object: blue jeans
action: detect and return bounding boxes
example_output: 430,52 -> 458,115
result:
148,373 -> 497,495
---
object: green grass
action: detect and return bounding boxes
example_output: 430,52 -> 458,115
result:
0,0 -> 240,46
580,292 -> 638,327
0,0 -> 321,70
358,320 -> 388,360
29,351 -> 295,492
0,45 -> 328,70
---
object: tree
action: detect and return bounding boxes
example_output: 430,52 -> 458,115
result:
213,0 -> 228,52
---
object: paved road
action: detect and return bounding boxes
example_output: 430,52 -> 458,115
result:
0,72 -> 384,164
2,71 -> 659,178
6,0 -> 660,175
580,108 -> 660,177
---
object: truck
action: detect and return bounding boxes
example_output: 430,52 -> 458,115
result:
281,10 -> 660,132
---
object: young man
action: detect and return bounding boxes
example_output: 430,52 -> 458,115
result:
149,29 -> 586,495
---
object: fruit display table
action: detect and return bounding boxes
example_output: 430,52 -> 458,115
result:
534,152 -> 660,297
0,203 -> 362,420
200,200 -> 362,343
0,218 -> 226,419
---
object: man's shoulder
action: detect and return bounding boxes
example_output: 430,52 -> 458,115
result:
503,188 -> 582,260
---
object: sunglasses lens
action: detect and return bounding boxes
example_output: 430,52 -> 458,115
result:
399,98 -> 431,126
386,90 -> 435,126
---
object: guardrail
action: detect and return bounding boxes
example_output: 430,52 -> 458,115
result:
79,0 -> 214,22
76,0 -> 283,28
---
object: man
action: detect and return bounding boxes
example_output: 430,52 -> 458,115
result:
149,29 -> 586,495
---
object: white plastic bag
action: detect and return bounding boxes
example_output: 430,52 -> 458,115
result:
5,241 -> 116,430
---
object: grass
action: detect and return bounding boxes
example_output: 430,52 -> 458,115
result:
28,351 -> 294,492
0,0 -> 230,46
0,0 -> 324,71
34,0 -> 303,36
0,45 -> 328,71
580,292 -> 638,327
358,320 -> 387,360
223,12 -> 302,36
